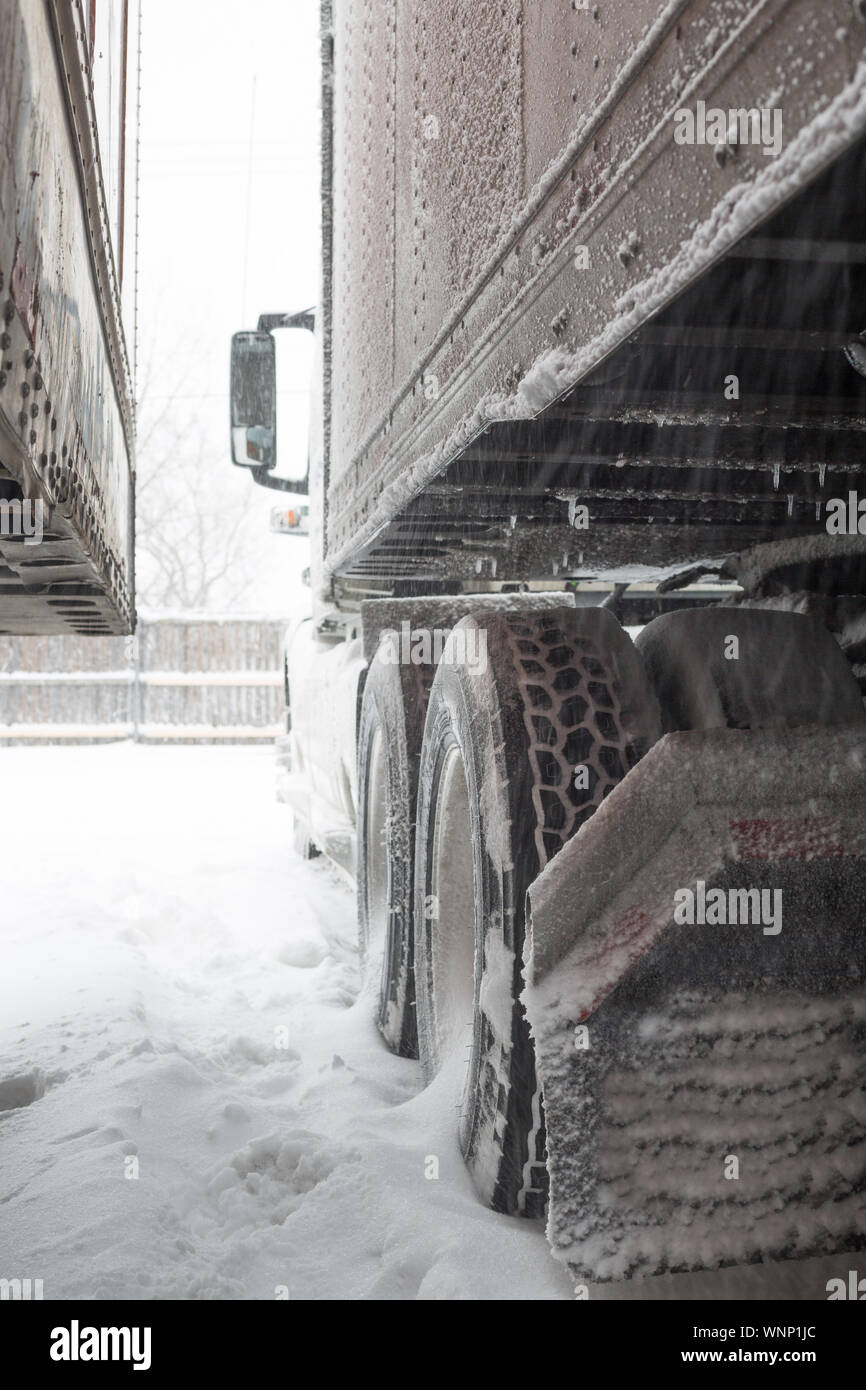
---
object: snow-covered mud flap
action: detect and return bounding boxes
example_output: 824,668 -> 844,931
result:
524,724 -> 866,1299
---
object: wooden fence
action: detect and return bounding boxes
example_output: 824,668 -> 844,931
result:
0,616 -> 287,743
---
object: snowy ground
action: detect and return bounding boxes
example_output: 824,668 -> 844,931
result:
0,745 -> 570,1300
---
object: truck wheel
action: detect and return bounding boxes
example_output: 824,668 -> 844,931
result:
635,607 -> 866,730
414,608 -> 661,1214
357,649 -> 433,1057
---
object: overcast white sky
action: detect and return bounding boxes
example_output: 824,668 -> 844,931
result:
137,0 -> 320,613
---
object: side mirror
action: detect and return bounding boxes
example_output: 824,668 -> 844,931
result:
230,311 -> 314,494
230,332 -> 277,470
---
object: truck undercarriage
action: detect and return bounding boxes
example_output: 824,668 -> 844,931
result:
333,138 -> 866,605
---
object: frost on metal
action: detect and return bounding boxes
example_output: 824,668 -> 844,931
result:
324,0 -> 866,577
0,1 -> 136,635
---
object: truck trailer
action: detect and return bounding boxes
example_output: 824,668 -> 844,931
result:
0,0 -> 137,638
231,0 -> 866,1298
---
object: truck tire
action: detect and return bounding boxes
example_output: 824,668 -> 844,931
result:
414,607 -> 661,1214
357,648 -> 434,1057
635,607 -> 866,731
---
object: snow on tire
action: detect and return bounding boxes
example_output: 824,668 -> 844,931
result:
357,646 -> 434,1057
414,606 -> 661,1215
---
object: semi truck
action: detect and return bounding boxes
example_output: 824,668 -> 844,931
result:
231,0 -> 866,1298
0,0 -> 137,638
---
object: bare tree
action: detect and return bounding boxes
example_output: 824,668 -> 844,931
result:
134,337 -> 260,610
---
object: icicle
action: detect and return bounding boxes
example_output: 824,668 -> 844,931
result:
818,464 -> 826,487
773,464 -> 781,491
787,494 -> 794,517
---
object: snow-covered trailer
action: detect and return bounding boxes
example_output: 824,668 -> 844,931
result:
231,0 -> 866,1297
0,0 -> 137,636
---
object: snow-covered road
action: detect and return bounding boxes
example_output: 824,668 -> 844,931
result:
0,745 -> 570,1300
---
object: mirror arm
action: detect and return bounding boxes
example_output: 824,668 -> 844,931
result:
250,465 -> 309,495
256,309 -> 315,334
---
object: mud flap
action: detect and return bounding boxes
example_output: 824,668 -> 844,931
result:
523,727 -> 866,1298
